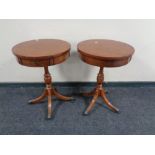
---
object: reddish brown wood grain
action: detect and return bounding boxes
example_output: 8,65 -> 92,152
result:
78,39 -> 135,115
78,39 -> 134,67
12,39 -> 72,119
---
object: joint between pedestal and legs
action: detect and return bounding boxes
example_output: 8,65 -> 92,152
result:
29,66 -> 73,119
84,66 -> 119,115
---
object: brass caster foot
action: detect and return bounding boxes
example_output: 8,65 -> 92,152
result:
69,97 -> 75,101
46,116 -> 53,120
28,100 -> 33,104
113,108 -> 119,113
83,111 -> 89,116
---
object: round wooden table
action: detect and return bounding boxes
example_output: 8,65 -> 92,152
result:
12,39 -> 73,119
78,39 -> 135,115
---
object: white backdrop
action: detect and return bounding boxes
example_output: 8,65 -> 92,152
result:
0,19 -> 154,82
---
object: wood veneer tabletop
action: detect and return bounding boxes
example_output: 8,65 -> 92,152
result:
12,39 -> 71,59
78,39 -> 135,60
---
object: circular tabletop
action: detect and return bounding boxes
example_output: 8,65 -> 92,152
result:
12,39 -> 71,60
12,39 -> 71,67
77,39 -> 135,67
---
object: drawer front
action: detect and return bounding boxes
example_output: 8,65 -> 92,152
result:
17,57 -> 53,67
79,54 -> 132,67
53,52 -> 70,65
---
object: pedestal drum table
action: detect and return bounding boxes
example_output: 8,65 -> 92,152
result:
12,39 -> 73,119
78,39 -> 135,115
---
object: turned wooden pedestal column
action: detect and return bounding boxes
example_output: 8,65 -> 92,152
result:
78,39 -> 135,115
83,67 -> 119,115
28,66 -> 73,118
12,39 -> 73,119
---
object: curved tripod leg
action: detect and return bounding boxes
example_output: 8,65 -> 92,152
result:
83,88 -> 96,96
28,90 -> 47,104
101,91 -> 119,113
84,91 -> 99,115
53,89 -> 74,101
47,89 -> 52,119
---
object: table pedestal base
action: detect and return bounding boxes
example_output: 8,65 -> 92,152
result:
83,67 -> 119,115
29,66 -> 73,119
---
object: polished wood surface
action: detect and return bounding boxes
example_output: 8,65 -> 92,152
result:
12,39 -> 72,119
12,39 -> 70,67
78,39 -> 134,67
78,39 -> 135,115
29,66 -> 73,119
83,67 -> 119,115
13,39 -> 70,59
